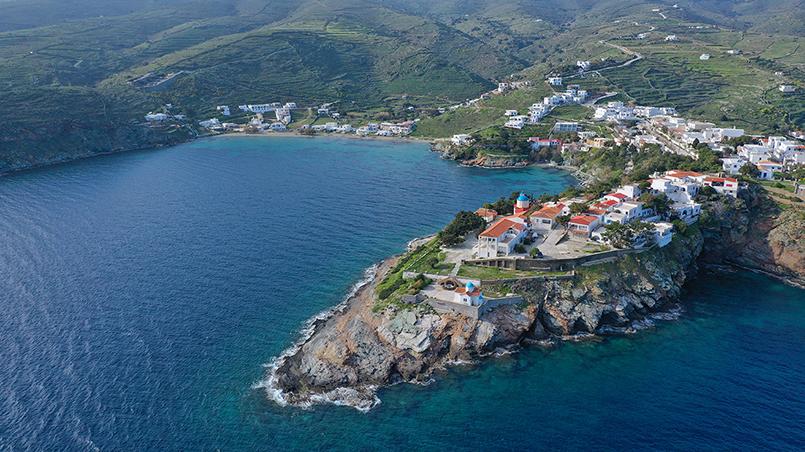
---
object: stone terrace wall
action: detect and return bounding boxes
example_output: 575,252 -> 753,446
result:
464,248 -> 647,272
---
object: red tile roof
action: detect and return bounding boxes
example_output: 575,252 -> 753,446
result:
479,218 -> 525,238
475,208 -> 497,218
605,192 -> 627,199
569,215 -> 598,226
666,170 -> 703,179
704,176 -> 738,184
531,203 -> 566,219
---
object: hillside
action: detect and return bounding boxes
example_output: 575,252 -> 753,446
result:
0,0 -> 802,172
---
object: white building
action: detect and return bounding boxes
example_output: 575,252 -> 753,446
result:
672,202 -> 701,224
198,118 -> 221,129
477,217 -> 528,258
451,134 -> 473,146
701,176 -> 739,198
568,215 -> 600,238
653,222 -> 674,248
268,122 -> 287,132
530,203 -> 568,231
779,85 -> 797,93
616,184 -> 642,199
577,60 -> 591,70
548,76 -> 563,86
504,116 -> 528,129
722,157 -> 747,175
665,35 -> 678,41
756,161 -> 782,180
246,104 -> 275,113
216,105 -> 231,116
504,110 -> 519,117
145,113 -> 168,122
700,53 -> 711,60
454,282 -> 484,306
553,122 -> 581,133
739,144 -> 772,163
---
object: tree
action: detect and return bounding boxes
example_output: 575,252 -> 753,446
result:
630,221 -> 656,247
639,193 -> 672,217
569,202 -> 590,214
739,164 -> 759,179
556,214 -> 571,226
439,211 -> 486,246
602,222 -> 633,249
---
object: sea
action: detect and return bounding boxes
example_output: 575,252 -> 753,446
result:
0,136 -> 802,451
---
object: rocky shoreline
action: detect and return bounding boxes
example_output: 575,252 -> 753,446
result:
263,189 -> 804,411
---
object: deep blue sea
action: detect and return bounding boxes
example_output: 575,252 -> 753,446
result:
0,136 -> 802,451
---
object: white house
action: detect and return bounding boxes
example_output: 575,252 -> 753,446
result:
665,35 -> 678,41
216,105 -> 231,116
477,217 -> 528,258
699,53 -> 711,60
145,113 -> 168,122
504,116 -> 527,129
504,110 -> 519,117
548,76 -> 563,86
722,157 -> 747,175
701,176 -> 739,197
268,122 -> 287,132
755,161 -> 782,180
198,118 -> 221,129
653,222 -> 674,248
577,60 -> 591,70
553,122 -> 581,133
454,282 -> 484,306
779,85 -> 797,93
672,202 -> 702,224
246,104 -> 275,113
739,144 -> 772,163
475,208 -> 498,223
568,215 -> 600,238
530,203 -> 568,231
452,134 -> 473,146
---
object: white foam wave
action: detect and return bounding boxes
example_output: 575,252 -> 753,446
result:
253,263 -> 380,411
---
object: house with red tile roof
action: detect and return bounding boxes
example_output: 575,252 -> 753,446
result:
530,203 -> 568,231
702,176 -> 739,197
477,217 -> 528,258
475,208 -> 498,223
568,215 -> 600,238
603,192 -> 628,202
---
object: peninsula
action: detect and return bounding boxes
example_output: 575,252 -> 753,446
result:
265,156 -> 804,411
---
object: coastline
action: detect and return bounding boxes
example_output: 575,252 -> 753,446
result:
0,130 -> 438,179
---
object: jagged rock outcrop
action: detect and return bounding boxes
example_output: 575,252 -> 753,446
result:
698,186 -> 805,287
269,232 -> 703,409
268,191 -> 803,410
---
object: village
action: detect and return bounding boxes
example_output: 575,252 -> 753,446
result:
389,164 -> 752,319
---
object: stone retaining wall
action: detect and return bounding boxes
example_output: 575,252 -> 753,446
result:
427,295 -> 524,320
464,248 -> 647,272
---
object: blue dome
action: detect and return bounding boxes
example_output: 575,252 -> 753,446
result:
517,193 -> 529,202
465,282 -> 475,292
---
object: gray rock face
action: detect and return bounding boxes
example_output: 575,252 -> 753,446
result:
269,196 -> 804,409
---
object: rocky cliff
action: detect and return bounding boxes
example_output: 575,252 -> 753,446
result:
266,187 -> 805,410
698,186 -> 805,287
267,230 -> 706,410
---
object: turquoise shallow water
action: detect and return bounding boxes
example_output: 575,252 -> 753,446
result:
0,136 -> 802,450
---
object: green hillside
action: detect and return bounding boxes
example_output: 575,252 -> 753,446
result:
0,0 -> 802,172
